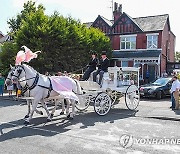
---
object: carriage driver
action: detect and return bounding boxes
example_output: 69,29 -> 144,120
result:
93,51 -> 109,86
81,51 -> 99,81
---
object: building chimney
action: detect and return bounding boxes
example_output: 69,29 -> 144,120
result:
113,3 -> 122,22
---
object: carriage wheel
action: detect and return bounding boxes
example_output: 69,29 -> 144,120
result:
94,92 -> 112,116
125,85 -> 140,110
75,94 -> 91,111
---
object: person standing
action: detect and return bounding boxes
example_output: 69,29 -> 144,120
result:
0,73 -> 5,96
82,51 -> 98,81
93,51 -> 109,85
145,70 -> 150,83
7,82 -> 13,97
170,76 -> 180,110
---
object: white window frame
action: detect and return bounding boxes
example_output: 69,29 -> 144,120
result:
120,35 -> 137,50
146,33 -> 159,49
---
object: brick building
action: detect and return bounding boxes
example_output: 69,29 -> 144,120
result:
86,3 -> 176,82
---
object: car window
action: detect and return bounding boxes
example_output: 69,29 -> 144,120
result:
153,78 -> 171,86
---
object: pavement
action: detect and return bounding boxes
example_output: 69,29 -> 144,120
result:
136,98 -> 180,121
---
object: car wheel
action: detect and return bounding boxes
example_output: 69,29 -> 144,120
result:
156,91 -> 162,99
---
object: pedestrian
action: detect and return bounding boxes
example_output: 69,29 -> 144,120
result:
63,71 -> 68,76
45,71 -> 50,76
16,81 -> 22,98
0,73 -> 5,96
93,51 -> 109,86
162,70 -> 168,77
57,71 -> 62,76
82,51 -> 98,81
6,82 -> 13,97
145,70 -> 150,83
13,82 -> 18,96
170,75 -> 180,110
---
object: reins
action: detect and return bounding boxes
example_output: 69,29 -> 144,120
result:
69,66 -> 86,74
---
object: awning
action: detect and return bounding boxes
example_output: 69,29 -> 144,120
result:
112,50 -> 161,59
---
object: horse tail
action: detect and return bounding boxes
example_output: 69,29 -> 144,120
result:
74,79 -> 83,95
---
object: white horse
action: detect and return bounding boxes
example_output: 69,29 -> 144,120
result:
5,67 -> 44,118
10,64 -> 82,124
6,67 -> 68,118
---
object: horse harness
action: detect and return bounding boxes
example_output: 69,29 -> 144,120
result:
11,65 -> 53,98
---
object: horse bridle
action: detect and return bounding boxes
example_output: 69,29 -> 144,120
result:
11,65 -> 40,95
11,65 -> 52,98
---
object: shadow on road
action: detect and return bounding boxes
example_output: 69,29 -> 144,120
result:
0,98 -> 22,107
0,118 -> 58,142
0,108 -> 137,142
140,96 -> 170,103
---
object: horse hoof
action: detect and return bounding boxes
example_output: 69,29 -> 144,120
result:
24,121 -> 30,125
24,115 -> 29,118
67,114 -> 73,120
67,114 -> 70,119
40,111 -> 43,115
60,112 -> 64,115
69,117 -> 74,120
50,114 -> 54,119
47,118 -> 52,122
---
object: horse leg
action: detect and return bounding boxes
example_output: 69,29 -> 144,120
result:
49,98 -> 60,119
25,99 -> 43,119
71,99 -> 76,118
35,107 -> 43,116
24,98 -> 40,125
66,99 -> 74,120
40,100 -> 52,122
60,99 -> 65,115
24,99 -> 31,119
65,98 -> 70,118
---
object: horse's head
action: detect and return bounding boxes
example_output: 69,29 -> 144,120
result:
11,65 -> 26,83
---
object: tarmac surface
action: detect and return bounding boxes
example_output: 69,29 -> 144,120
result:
0,94 -> 180,154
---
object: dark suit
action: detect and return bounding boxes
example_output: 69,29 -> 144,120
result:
82,58 -> 98,81
93,58 -> 109,85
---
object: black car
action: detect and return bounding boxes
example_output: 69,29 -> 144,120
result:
139,77 -> 172,99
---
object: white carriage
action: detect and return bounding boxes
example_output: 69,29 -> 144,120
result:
76,66 -> 140,116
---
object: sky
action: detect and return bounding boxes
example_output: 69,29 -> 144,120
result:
0,0 -> 179,51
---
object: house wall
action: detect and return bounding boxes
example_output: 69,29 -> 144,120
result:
161,22 -> 173,74
112,35 -> 120,50
136,33 -> 146,49
169,32 -> 175,62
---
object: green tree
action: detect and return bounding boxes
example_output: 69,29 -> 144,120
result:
0,42 -> 18,75
3,0 -> 111,74
175,51 -> 180,62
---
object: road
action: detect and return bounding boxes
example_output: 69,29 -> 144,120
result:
0,96 -> 180,154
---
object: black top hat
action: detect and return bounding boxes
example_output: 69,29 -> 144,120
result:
101,51 -> 107,55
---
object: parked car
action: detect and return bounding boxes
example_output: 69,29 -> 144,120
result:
139,77 -> 172,99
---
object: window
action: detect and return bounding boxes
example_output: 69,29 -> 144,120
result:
120,36 -> 136,50
147,35 -> 158,49
122,61 -> 128,67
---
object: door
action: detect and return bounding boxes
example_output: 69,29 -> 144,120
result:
148,65 -> 155,82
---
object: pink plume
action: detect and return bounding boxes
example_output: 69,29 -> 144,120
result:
22,45 -> 41,63
15,50 -> 26,65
